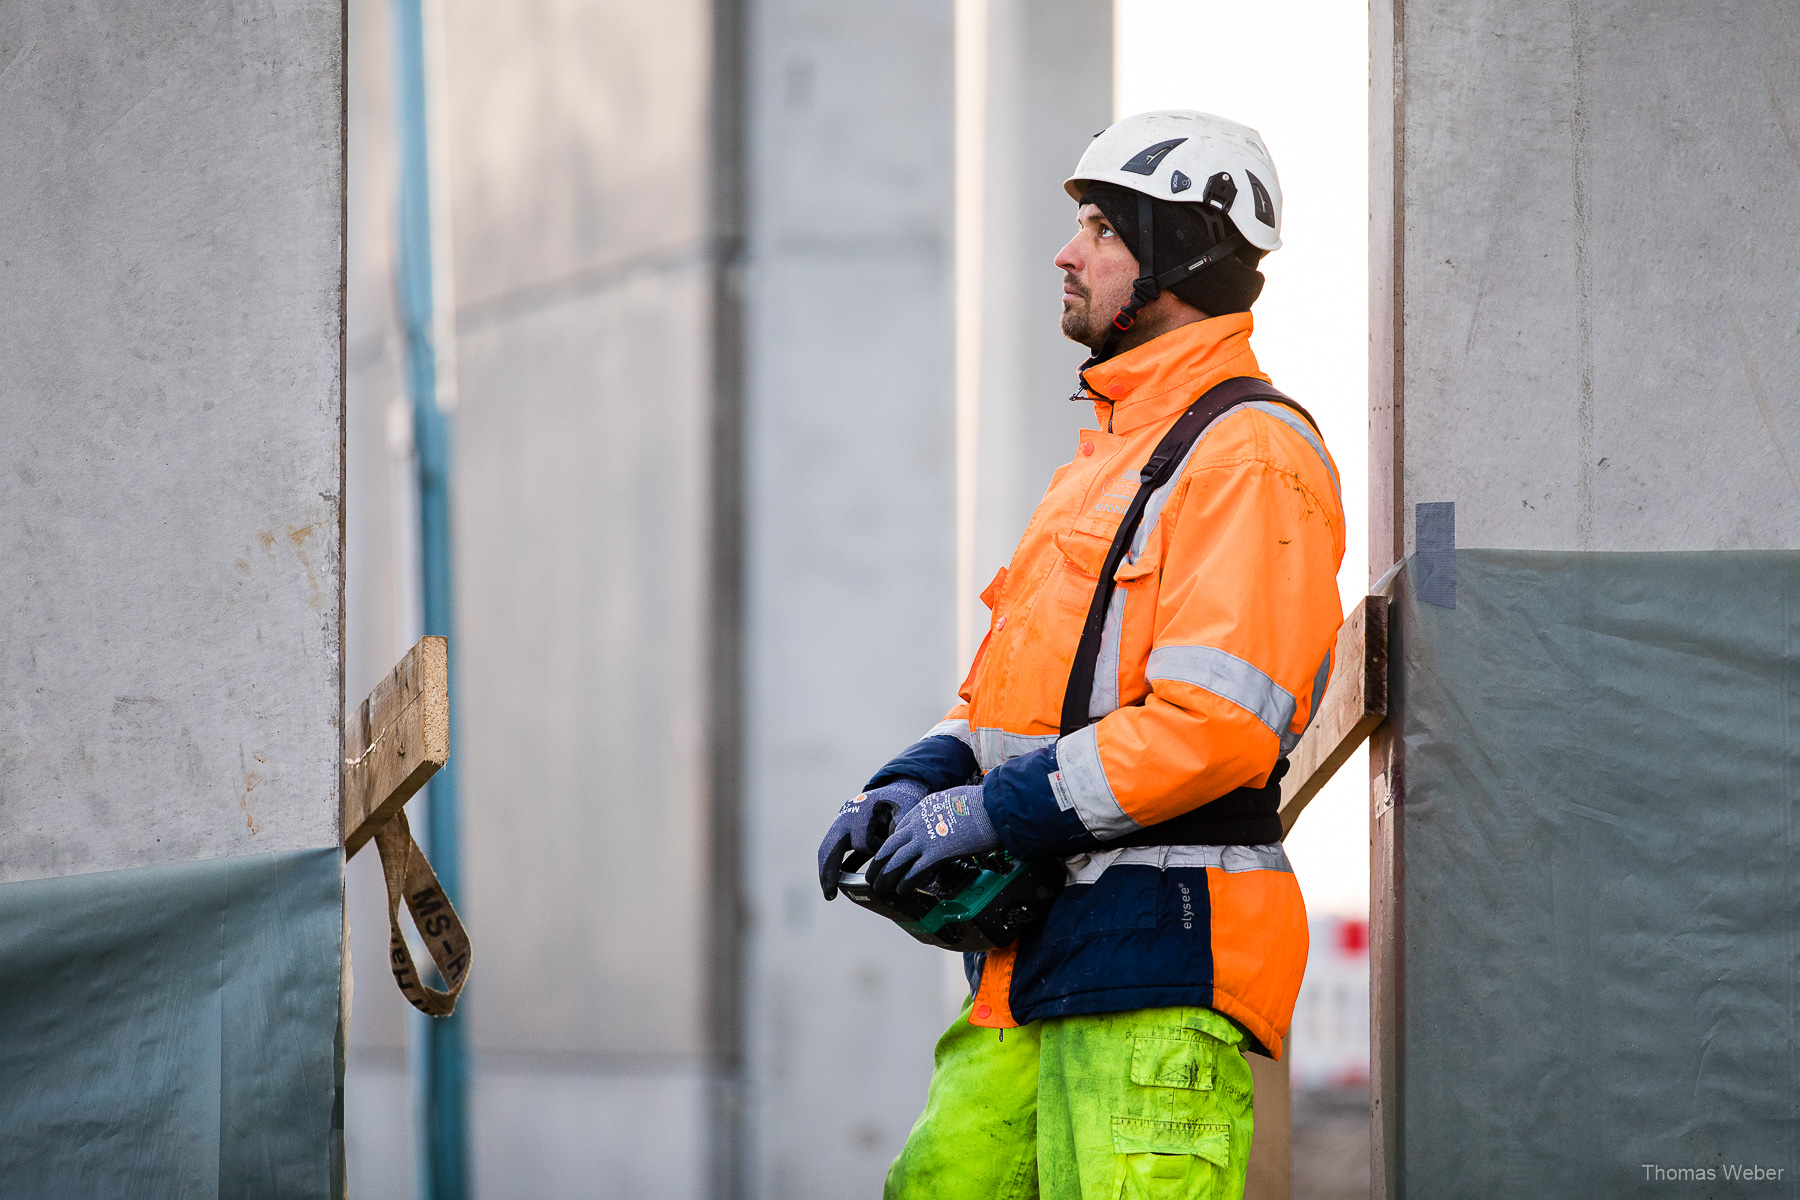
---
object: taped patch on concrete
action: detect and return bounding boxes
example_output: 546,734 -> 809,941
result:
1413,501 -> 1455,608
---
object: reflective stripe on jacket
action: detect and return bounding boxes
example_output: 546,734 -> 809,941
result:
870,313 -> 1345,1056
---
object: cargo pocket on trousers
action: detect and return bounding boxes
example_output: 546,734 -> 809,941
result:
1129,1029 -> 1218,1092
1110,1116 -> 1231,1199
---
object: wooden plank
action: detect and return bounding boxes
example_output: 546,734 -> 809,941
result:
1370,719 -> 1402,1200
1244,1038 -> 1293,1200
1369,2 -> 1408,1184
1279,595 -> 1389,834
343,636 -> 448,858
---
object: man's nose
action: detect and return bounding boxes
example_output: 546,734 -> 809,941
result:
1053,233 -> 1083,275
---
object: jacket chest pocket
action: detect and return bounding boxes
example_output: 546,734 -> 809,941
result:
1055,561 -> 1100,612
1052,531 -> 1160,617
1053,531 -> 1110,611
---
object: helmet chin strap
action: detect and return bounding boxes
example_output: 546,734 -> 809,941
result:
1077,193 -> 1247,381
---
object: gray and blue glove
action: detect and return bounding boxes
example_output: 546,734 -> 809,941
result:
867,784 -> 1001,898
818,779 -> 928,900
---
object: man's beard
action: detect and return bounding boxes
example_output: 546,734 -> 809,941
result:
1059,277 -> 1126,350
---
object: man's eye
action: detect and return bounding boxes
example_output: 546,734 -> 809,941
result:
1098,226 -> 1115,238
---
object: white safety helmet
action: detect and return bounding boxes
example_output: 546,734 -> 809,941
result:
1063,110 -> 1284,364
1065,110 -> 1283,251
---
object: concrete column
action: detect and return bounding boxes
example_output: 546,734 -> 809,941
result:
0,0 -> 346,881
738,3 -> 957,1196
1373,1 -> 1800,562
970,0 -> 1113,620
739,3 -> 1114,1196
447,0 -> 726,1195
0,1 -> 346,1192
341,0 -> 733,1194
1371,2 -> 1800,1193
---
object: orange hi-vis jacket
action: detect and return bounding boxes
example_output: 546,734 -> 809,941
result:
867,313 -> 1345,1056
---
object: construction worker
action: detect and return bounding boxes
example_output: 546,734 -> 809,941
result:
818,110 -> 1345,1199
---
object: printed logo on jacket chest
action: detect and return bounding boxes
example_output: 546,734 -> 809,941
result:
1091,473 -> 1141,517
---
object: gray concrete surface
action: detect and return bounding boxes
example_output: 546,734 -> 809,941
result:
738,4 -> 1110,1196
737,4 -> 961,1193
0,1 -> 345,882
1292,1087 -> 1371,1200
1377,0 -> 1800,562
455,267 -> 717,1063
441,1 -> 713,320
972,0 -> 1113,588
444,0 -> 727,1186
341,0 -> 729,1192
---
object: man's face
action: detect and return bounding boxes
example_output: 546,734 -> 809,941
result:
1055,202 -> 1139,350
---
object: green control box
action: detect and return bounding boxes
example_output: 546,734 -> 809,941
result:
838,853 -> 1065,951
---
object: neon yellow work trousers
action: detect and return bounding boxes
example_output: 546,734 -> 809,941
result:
884,1000 -> 1254,1200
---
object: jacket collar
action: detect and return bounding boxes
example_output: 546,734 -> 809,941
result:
1080,312 -> 1267,435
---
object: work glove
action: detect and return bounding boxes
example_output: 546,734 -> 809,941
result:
818,779 -> 928,900
867,784 -> 1001,898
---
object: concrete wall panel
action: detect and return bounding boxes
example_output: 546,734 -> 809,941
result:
347,0 -> 401,356
455,266 -> 715,1061
752,3 -> 952,244
441,0 -> 713,311
343,0 -> 725,1189
974,0 -> 1113,582
1390,0 -> 1800,556
741,4 -> 960,1193
344,1062 -> 416,1198
472,1067 -> 711,1200
0,0 -> 345,882
742,245 -> 959,1200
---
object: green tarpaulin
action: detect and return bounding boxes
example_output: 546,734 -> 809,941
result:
0,847 -> 343,1198
1395,550 -> 1800,1196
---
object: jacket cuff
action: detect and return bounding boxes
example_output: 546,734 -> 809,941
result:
981,746 -> 1101,860
865,735 -> 980,793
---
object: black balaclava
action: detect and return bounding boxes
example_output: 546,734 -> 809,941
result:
1082,181 -> 1267,319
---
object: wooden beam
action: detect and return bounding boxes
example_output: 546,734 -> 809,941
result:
343,636 -> 448,858
1279,595 -> 1389,834
1243,1039 -> 1293,1200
